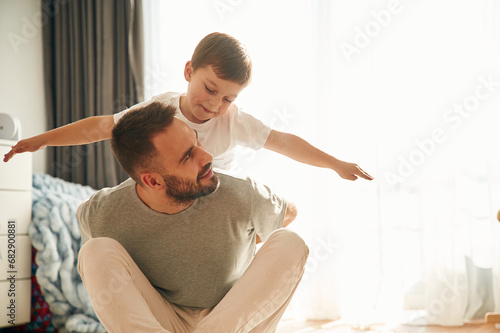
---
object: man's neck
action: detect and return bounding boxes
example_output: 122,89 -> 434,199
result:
135,183 -> 194,214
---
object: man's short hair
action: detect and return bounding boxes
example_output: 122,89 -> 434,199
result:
111,101 -> 176,184
191,32 -> 252,86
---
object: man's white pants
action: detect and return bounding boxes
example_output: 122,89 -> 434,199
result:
78,228 -> 309,333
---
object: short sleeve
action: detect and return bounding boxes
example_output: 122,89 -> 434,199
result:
248,178 -> 287,241
113,93 -> 176,124
77,198 -> 93,244
113,99 -> 152,124
232,110 -> 272,150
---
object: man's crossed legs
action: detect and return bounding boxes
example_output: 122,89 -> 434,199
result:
78,229 -> 309,333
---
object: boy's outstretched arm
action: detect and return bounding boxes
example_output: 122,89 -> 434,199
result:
263,129 -> 374,181
3,115 -> 114,162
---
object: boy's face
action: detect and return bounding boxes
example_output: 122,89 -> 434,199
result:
182,62 -> 245,123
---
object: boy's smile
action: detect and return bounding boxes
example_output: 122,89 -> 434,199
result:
180,62 -> 245,124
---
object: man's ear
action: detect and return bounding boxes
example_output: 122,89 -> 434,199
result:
184,61 -> 193,82
141,173 -> 164,191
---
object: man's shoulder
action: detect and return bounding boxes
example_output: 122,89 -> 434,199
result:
85,178 -> 136,208
214,171 -> 261,198
217,171 -> 253,186
215,171 -> 285,206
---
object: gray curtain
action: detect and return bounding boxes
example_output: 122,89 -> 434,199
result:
42,0 -> 144,189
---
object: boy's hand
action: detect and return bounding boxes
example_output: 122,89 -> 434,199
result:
3,138 -> 46,162
334,160 -> 374,181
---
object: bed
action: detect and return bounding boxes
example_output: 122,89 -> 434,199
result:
11,173 -> 105,333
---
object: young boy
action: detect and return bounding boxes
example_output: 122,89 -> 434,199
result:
3,32 -> 373,181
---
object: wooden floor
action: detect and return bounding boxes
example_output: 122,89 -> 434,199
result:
276,319 -> 499,333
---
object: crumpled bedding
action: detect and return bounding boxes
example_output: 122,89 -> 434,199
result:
29,173 -> 106,333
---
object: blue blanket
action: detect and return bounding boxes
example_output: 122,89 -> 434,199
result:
29,173 -> 106,333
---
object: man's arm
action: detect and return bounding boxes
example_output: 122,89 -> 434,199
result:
263,129 -> 373,181
77,199 -> 93,243
76,201 -> 85,222
256,200 -> 297,244
3,115 -> 114,162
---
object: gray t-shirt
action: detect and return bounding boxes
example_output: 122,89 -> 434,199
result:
78,172 -> 286,309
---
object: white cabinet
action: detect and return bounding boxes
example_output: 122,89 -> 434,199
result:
0,139 -> 32,328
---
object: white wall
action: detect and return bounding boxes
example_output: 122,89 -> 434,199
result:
0,0 -> 47,173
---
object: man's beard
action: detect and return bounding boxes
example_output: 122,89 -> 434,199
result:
162,163 -> 219,204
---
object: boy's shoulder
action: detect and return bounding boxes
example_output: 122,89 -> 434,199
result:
151,91 -> 182,104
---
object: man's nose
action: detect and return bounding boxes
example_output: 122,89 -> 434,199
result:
198,145 -> 213,166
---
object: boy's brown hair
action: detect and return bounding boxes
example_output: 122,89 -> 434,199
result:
191,32 -> 252,86
111,101 -> 176,185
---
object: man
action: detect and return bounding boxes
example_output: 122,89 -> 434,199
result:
77,101 -> 309,333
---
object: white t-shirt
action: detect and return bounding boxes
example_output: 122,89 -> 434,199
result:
114,92 -> 272,170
